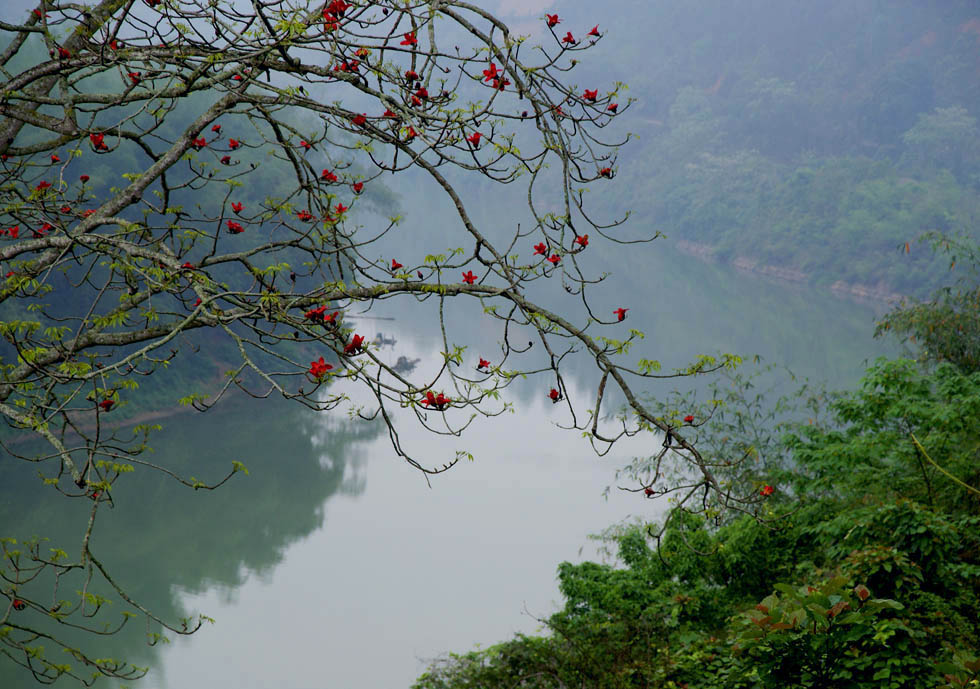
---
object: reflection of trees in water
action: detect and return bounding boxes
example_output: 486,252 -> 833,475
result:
0,394 -> 381,687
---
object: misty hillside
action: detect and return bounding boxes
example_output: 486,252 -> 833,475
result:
557,0 -> 980,297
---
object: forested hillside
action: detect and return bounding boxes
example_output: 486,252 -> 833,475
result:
560,0 -> 980,297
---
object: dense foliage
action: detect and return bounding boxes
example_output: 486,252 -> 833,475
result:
414,264 -> 980,688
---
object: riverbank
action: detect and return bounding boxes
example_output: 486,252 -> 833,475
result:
674,240 -> 907,306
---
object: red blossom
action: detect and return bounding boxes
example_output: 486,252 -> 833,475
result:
483,64 -> 500,82
391,259 -> 403,271
79,174 -> 89,183
296,210 -> 314,222
60,205 -> 71,213
477,358 -> 491,371
57,47 -> 71,59
351,113 -> 367,127
229,138 -> 241,149
466,132 -> 482,147
128,72 -> 141,84
220,155 -> 231,165
583,89 -> 598,102
334,203 -> 348,215
547,254 -> 560,265
404,70 -> 419,81
232,202 -> 243,213
614,307 -> 628,322
98,398 -> 115,412
192,137 -> 207,150
420,390 -> 451,410
533,242 -> 548,256
607,103 -> 619,113
684,414 -> 695,423
81,210 -> 95,217
227,220 -> 244,234
6,226 -> 19,239
461,270 -> 477,284
309,356 -> 333,380
546,13 -> 559,28
352,182 -> 364,193
12,599 -> 26,611
35,181 -> 51,192
300,140 -> 312,151
588,25 -> 600,37
760,485 -> 774,497
562,32 -> 576,44
321,169 -> 338,182
405,126 -> 418,140
211,124 -> 222,133
383,108 -> 400,119
305,305 -> 328,322
599,167 -> 613,178
574,234 -> 589,248
343,333 -> 365,355
400,32 -> 418,46
89,133 -> 107,150
50,154 -> 60,163
415,87 -> 429,100
644,487 -> 655,497
548,387 -> 561,403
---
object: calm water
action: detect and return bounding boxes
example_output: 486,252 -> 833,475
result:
1,244 -> 894,689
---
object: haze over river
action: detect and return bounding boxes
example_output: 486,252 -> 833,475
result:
1,243 -> 896,689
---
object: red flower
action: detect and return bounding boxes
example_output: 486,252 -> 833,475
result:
50,154 -> 60,163
548,387 -> 561,403
344,333 -> 365,355
607,103 -> 618,113
760,485 -> 774,497
182,262 -> 195,269
192,137 -> 207,150
599,167 -> 613,178
35,181 -> 51,192
547,254 -> 560,265
461,270 -> 477,284
588,25 -> 600,37
300,140 -> 312,151
99,398 -> 115,412
477,358 -> 491,370
327,0 -> 350,15
211,124 -> 222,133
574,234 -> 589,248
60,205 -> 71,213
352,182 -> 364,194
546,13 -> 559,28
128,72 -> 141,84
466,132 -> 482,147
562,32 -> 576,44
334,203 -> 348,215
321,169 -> 338,183
683,414 -> 695,423
229,138 -> 241,149
227,220 -> 244,234
405,70 -> 419,81
7,226 -> 19,239
583,89 -> 598,102
12,599 -> 26,611
80,174 -> 90,183
400,32 -> 418,46
415,87 -> 429,100
391,259 -> 403,271
309,356 -> 333,380
614,307 -> 628,321
533,242 -> 547,256
305,305 -> 328,322
351,113 -> 367,127
483,64 -> 501,84
231,202 -> 243,213
383,108 -> 400,119
194,298 -> 201,307
643,487 -> 655,497
405,126 -> 418,140
109,39 -> 122,50
355,47 -> 369,58
491,77 -> 511,91
420,391 -> 451,410
57,46 -> 71,59
296,210 -> 314,222
220,155 -> 231,165
82,210 -> 95,217
89,133 -> 107,150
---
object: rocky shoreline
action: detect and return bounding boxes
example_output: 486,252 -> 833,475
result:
674,240 -> 906,305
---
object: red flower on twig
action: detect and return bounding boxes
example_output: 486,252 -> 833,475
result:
684,414 -> 695,423
229,138 -> 241,149
391,259 -> 403,271
192,137 -> 206,150
12,599 -> 26,611
546,254 -> 560,266
599,167 -> 613,178
466,132 -> 482,147
220,155 -> 231,165
400,32 -> 418,46
533,242 -> 547,256
420,391 -> 451,410
477,358 -> 491,371
99,399 -> 115,412
309,357 -> 333,380
321,169 -> 338,183
574,235 -> 589,249
562,32 -> 576,45
231,202 -> 243,213
344,333 -> 365,355
548,388 -> 562,403
351,113 -> 367,127
227,220 -> 244,234
607,103 -> 618,113
588,25 -> 600,37
211,124 -> 222,133
760,485 -> 774,497
461,270 -> 477,284
546,14 -> 559,28
614,307 -> 628,321
583,89 -> 598,102
352,182 -> 364,194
